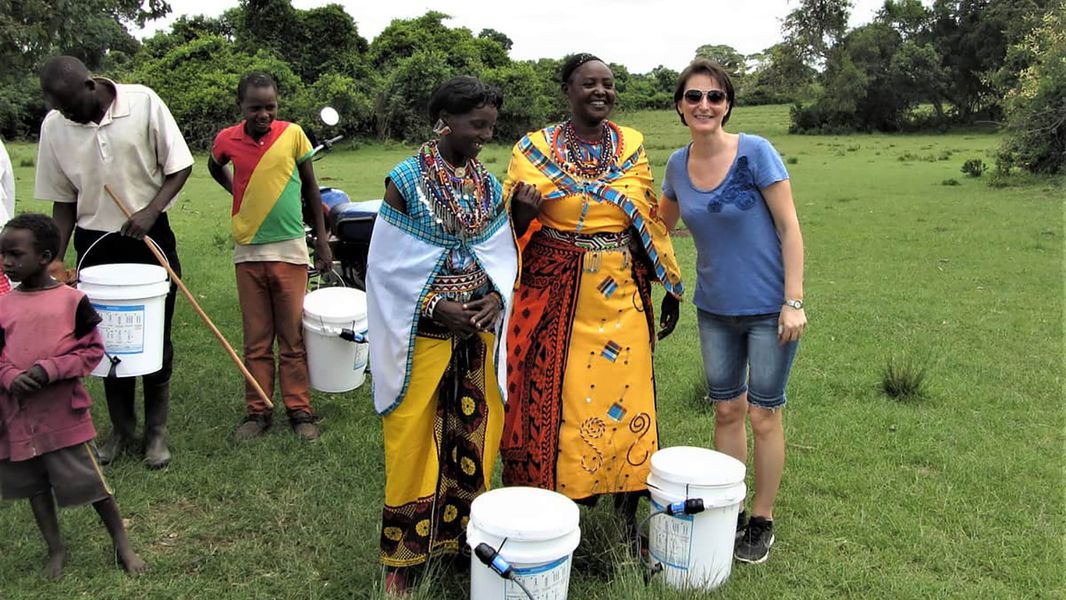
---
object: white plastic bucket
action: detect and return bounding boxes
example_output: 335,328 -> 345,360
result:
302,287 -> 368,392
647,446 -> 747,591
78,264 -> 170,378
468,487 -> 581,600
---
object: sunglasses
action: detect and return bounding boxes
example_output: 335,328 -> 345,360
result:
683,89 -> 728,105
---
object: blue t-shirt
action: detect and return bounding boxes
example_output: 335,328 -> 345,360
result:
662,133 -> 790,316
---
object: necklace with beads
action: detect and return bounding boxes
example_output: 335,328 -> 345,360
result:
557,119 -> 622,180
416,140 -> 493,236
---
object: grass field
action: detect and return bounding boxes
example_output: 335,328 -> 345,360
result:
0,105 -> 1062,599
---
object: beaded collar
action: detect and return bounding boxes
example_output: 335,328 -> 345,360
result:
416,140 -> 494,237
550,120 -> 625,181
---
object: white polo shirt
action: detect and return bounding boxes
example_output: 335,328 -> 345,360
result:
34,79 -> 194,232
0,139 -> 13,226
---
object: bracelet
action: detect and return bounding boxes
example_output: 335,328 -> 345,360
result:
422,293 -> 444,319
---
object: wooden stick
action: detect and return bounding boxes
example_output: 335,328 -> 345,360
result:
104,185 -> 274,409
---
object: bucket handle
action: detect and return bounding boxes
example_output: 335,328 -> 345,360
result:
646,481 -> 747,510
311,317 -> 367,344
309,267 -> 346,290
75,232 -> 172,284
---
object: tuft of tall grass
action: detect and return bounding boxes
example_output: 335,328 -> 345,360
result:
880,355 -> 929,401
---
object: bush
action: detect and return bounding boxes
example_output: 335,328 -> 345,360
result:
941,178 -> 960,186
961,159 -> 986,177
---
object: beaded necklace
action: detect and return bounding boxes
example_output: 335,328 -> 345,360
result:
555,119 -> 624,181
550,120 -> 625,232
416,140 -> 494,236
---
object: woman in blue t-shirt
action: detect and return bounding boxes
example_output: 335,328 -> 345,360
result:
659,58 -> 807,565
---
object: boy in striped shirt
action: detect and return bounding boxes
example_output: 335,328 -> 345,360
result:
208,73 -> 332,441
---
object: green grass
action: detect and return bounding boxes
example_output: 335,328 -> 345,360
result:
1,105 -> 1062,599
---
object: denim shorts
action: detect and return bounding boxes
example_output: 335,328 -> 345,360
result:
697,309 -> 799,409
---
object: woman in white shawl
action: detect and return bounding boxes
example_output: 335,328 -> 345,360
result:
365,77 -> 518,595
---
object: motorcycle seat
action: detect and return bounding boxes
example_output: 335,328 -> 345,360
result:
330,199 -> 382,242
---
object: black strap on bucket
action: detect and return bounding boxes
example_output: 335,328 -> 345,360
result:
103,351 -> 121,379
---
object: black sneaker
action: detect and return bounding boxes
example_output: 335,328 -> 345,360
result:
734,516 -> 774,564
736,510 -> 749,539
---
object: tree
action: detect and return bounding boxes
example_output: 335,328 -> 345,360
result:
890,41 -> 949,122
0,0 -> 168,76
878,0 -> 931,39
782,0 -> 853,66
478,28 -> 513,51
926,0 -> 1055,119
790,23 -> 909,132
373,50 -> 455,141
0,0 -> 171,136
694,44 -> 747,74
483,62 -> 554,141
745,44 -> 816,105
999,2 -> 1066,174
141,14 -> 236,59
368,12 -> 484,73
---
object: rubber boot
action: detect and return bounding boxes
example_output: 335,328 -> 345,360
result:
143,381 -> 172,469
96,378 -> 137,465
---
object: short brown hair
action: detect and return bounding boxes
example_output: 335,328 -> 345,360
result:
673,58 -> 735,126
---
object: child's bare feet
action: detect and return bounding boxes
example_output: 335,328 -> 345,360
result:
115,546 -> 148,574
43,546 -> 66,580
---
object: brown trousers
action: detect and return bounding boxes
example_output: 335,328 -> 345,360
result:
235,261 -> 312,416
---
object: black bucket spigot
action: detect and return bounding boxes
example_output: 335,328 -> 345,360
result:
338,328 -> 366,343
474,543 -> 535,600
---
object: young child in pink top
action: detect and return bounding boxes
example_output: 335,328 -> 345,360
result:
0,213 -> 146,579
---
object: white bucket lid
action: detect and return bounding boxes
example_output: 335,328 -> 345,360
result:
470,487 -> 579,542
650,446 -> 746,488
303,287 -> 367,324
80,263 -> 167,286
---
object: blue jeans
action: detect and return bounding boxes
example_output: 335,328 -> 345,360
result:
697,309 -> 799,409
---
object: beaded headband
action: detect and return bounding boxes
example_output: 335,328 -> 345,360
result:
561,53 -> 602,84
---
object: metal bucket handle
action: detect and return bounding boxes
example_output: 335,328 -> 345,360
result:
75,232 -> 172,283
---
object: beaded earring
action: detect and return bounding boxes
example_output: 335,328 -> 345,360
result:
433,119 -> 451,136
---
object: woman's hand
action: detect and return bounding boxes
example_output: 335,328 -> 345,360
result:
511,181 -> 543,237
778,306 -> 807,344
658,294 -> 680,340
432,299 -> 481,337
465,294 -> 503,332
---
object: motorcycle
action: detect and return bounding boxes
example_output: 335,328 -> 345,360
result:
304,107 -> 380,290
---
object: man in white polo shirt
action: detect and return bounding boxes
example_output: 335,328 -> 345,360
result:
35,56 -> 193,470
0,138 -> 13,293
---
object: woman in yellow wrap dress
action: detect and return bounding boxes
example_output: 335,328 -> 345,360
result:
502,54 -> 684,527
366,77 -> 518,595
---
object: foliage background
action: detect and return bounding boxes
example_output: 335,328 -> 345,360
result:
1,0 -> 1062,172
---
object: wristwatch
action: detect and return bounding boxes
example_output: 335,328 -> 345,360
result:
784,299 -> 804,310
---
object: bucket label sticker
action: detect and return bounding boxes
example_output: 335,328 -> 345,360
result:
649,499 -> 694,571
506,555 -> 570,599
92,303 -> 146,355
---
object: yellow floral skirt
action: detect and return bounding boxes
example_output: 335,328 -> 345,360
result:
380,328 -> 503,567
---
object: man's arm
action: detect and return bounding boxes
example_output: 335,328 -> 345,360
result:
120,166 -> 191,239
207,156 -> 233,194
52,202 -> 77,267
297,159 -> 332,273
